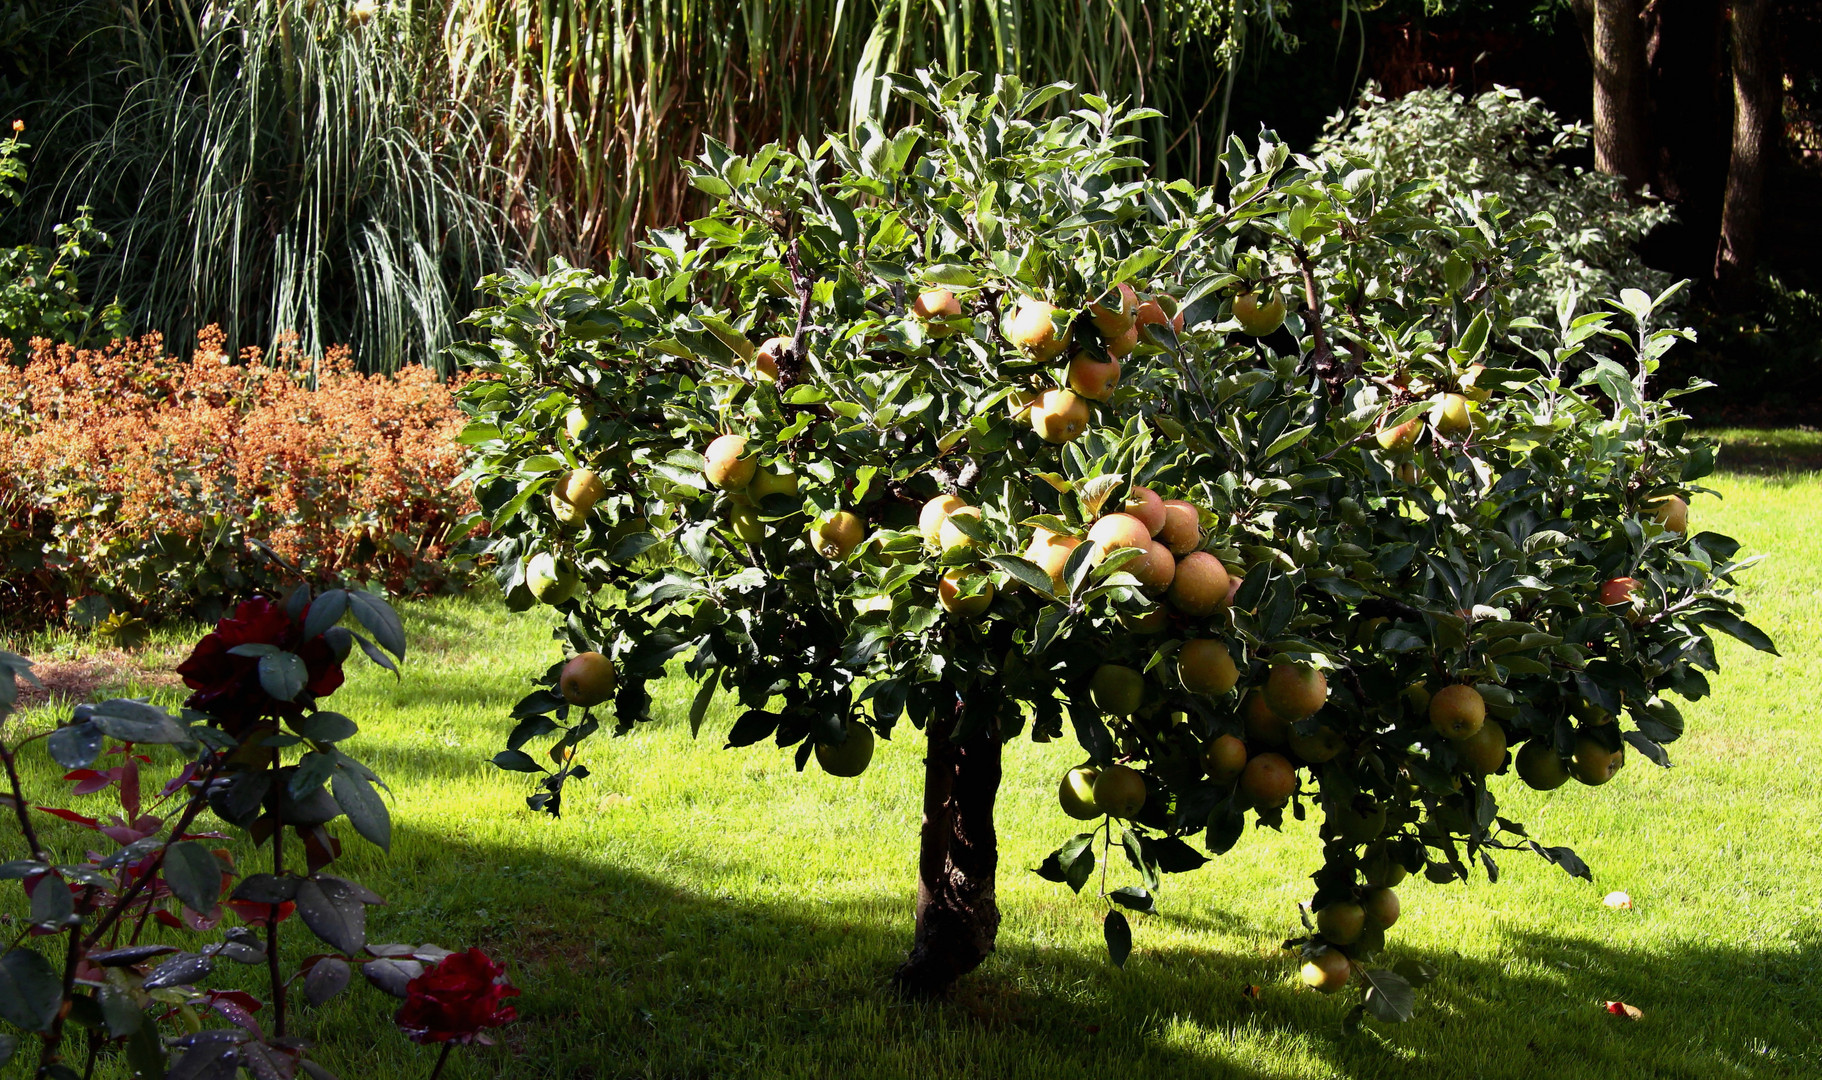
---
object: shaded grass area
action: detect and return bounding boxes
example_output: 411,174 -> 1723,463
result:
2,463 -> 1818,1078
1705,426 -> 1822,473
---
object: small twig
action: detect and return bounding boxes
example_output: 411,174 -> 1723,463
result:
39,885 -> 95,1071
81,790 -> 209,951
427,1042 -> 455,1080
268,761 -> 287,1039
1293,245 -> 1349,400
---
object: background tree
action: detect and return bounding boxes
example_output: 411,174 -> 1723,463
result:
458,74 -> 1769,1009
1713,0 -> 1779,302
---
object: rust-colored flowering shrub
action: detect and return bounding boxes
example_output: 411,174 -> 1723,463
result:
0,327 -> 475,622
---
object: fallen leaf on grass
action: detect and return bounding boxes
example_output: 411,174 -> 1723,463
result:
1605,1001 -> 1643,1020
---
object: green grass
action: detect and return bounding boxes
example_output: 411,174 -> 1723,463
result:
3,456 -> 1819,1079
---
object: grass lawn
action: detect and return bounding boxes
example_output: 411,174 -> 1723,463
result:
4,455 -> 1818,1079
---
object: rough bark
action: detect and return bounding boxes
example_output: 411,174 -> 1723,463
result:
893,695 -> 1001,999
1593,0 -> 1653,189
1713,0 -> 1779,303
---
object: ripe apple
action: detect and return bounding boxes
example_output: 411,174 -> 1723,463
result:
1361,844 -> 1408,888
1090,664 -> 1146,716
812,512 -> 865,560
1118,607 -> 1169,634
728,504 -> 765,543
938,569 -> 994,618
1123,485 -> 1167,535
754,336 -> 792,382
1649,494 -> 1689,534
558,468 -> 607,509
1599,576 -> 1638,607
1516,740 -> 1571,790
1169,552 -> 1229,615
937,506 -> 986,553
1264,662 -> 1328,720
747,467 -> 799,502
1089,283 -> 1137,337
1203,734 -> 1248,783
1243,690 -> 1290,747
1288,723 -> 1345,764
1456,719 -> 1507,774
1158,500 -> 1201,555
1058,766 -> 1102,819
1232,291 -> 1286,336
1086,512 -> 1152,565
560,652 -> 617,706
1362,887 -> 1400,929
1316,901 -> 1366,945
913,288 -> 962,335
1092,764 -> 1147,819
1239,752 -> 1296,807
1375,417 -> 1422,452
1431,392 -> 1472,438
1136,297 -> 1185,334
1178,639 -> 1239,695
1429,684 -> 1486,740
1571,736 -> 1625,785
815,721 -> 875,777
1066,352 -> 1121,400
1005,298 -> 1071,361
1131,542 -> 1177,592
919,494 -> 969,550
1024,529 -> 1083,592
525,552 -> 579,605
1029,388 -> 1090,442
1327,799 -> 1386,844
704,434 -> 756,489
565,405 -> 593,441
1301,949 -> 1351,993
549,491 -> 589,529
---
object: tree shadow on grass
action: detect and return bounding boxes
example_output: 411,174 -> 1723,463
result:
291,826 -> 1821,1080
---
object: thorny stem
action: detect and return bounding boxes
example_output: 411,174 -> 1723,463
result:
1,741 -> 50,862
80,789 -> 209,951
427,1041 -> 455,1080
39,885 -> 95,1071
268,764 -> 288,1039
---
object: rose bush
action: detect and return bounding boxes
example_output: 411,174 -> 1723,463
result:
459,73 -> 1770,1019
0,585 -> 518,1076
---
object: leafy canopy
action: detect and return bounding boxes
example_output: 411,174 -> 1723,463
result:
458,72 -> 1768,1014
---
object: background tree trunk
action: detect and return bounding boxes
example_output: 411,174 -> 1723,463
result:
1633,0 -> 1732,282
1713,0 -> 1780,303
893,695 -> 1002,999
1593,0 -> 1653,188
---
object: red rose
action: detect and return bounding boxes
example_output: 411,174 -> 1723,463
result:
176,597 -> 345,729
395,948 -> 520,1045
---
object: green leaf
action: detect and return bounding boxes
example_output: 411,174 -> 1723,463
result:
1259,423 -> 1316,462
1360,966 -> 1416,1022
88,700 -> 188,744
258,651 -> 307,703
298,712 -> 358,744
1694,612 -> 1778,655
0,948 -> 61,1032
346,591 -> 407,661
294,878 -> 366,955
162,842 -> 222,915
688,673 -> 719,738
303,590 -> 349,641
1103,910 -> 1132,968
331,761 -> 391,851
987,555 -> 1056,595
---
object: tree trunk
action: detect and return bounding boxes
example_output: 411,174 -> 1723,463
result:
1713,0 -> 1779,303
1593,0 -> 1653,188
892,695 -> 1001,999
1638,0 -> 1732,282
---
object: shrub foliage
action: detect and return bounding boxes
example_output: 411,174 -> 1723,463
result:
459,74 -> 1770,1011
0,329 -> 474,625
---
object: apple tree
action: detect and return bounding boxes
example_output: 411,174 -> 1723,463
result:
453,73 -> 1772,1011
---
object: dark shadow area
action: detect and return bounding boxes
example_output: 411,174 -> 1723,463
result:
1708,429 -> 1822,474
271,824 -> 1822,1080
